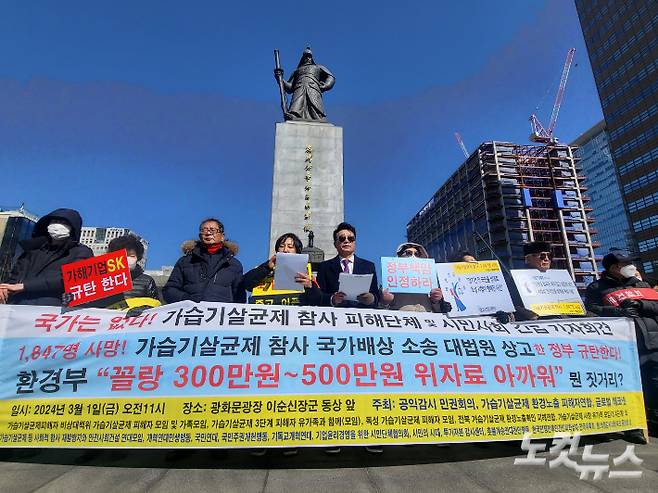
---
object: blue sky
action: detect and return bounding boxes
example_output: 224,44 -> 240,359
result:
0,0 -> 603,272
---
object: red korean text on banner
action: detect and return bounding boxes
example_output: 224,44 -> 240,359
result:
62,249 -> 132,307
603,287 -> 658,306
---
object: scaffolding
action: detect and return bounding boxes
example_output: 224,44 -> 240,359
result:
407,141 -> 599,288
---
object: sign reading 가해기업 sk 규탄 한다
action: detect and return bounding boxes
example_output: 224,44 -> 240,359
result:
61,249 -> 132,307
0,302 -> 646,448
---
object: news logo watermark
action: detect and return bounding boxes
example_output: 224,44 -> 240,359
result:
514,433 -> 643,479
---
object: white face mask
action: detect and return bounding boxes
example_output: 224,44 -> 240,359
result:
47,223 -> 71,240
620,264 -> 639,279
127,256 -> 139,269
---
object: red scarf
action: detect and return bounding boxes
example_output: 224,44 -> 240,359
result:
205,242 -> 223,254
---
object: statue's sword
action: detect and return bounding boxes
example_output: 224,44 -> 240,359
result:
273,50 -> 288,119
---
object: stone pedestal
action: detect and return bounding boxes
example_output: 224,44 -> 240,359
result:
269,121 -> 344,257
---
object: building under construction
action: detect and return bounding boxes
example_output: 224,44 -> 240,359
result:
407,141 -> 599,288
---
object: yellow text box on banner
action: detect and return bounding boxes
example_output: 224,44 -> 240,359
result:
530,302 -> 586,316
0,392 -> 646,448
452,261 -> 501,275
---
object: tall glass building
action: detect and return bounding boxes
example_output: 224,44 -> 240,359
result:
571,120 -> 632,255
0,207 -> 38,281
576,0 -> 658,273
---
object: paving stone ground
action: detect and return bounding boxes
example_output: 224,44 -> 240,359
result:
1,434 -> 657,493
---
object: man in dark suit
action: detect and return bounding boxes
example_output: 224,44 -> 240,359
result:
316,222 -> 379,308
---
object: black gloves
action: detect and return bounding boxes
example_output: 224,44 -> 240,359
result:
495,311 -> 513,324
126,306 -> 150,318
620,299 -> 641,318
61,292 -> 73,307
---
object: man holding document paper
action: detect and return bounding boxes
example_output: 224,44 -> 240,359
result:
316,222 -> 379,308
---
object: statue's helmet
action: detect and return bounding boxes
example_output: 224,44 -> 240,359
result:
297,46 -> 315,66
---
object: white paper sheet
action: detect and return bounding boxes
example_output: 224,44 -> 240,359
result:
338,273 -> 373,301
273,252 -> 309,292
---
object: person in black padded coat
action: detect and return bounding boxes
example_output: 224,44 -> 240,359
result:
0,208 -> 93,306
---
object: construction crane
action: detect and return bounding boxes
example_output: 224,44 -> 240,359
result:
529,48 -> 576,144
454,132 -> 469,158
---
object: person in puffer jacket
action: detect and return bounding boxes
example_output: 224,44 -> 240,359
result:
586,251 -> 658,436
163,218 -> 245,304
0,208 -> 93,306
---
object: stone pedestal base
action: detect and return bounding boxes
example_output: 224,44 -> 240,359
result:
269,121 -> 344,257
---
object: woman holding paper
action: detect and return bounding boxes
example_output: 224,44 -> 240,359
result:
379,242 -> 452,313
241,233 -> 322,306
240,232 -> 320,458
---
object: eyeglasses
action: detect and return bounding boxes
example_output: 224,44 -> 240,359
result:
199,228 -> 223,235
337,235 -> 355,243
528,252 -> 552,260
400,249 -> 418,257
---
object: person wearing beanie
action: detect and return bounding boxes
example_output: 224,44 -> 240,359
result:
379,242 -> 452,313
0,208 -> 93,306
505,241 -> 555,321
523,241 -> 553,272
163,218 -> 244,303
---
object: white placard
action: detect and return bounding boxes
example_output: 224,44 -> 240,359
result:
510,269 -> 585,316
338,273 -> 373,301
272,252 -> 308,292
436,260 -> 514,317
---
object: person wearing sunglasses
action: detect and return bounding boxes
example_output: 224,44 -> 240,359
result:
316,222 -> 379,308
524,244 -> 553,272
163,218 -> 245,304
504,241 -> 556,321
379,242 -> 451,313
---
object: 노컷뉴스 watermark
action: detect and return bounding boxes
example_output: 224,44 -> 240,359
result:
514,433 -> 643,480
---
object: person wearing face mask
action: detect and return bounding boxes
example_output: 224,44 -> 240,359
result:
241,233 -> 321,307
0,208 -> 93,306
163,218 -> 245,304
379,242 -> 451,313
104,235 -> 160,309
585,251 -> 658,437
